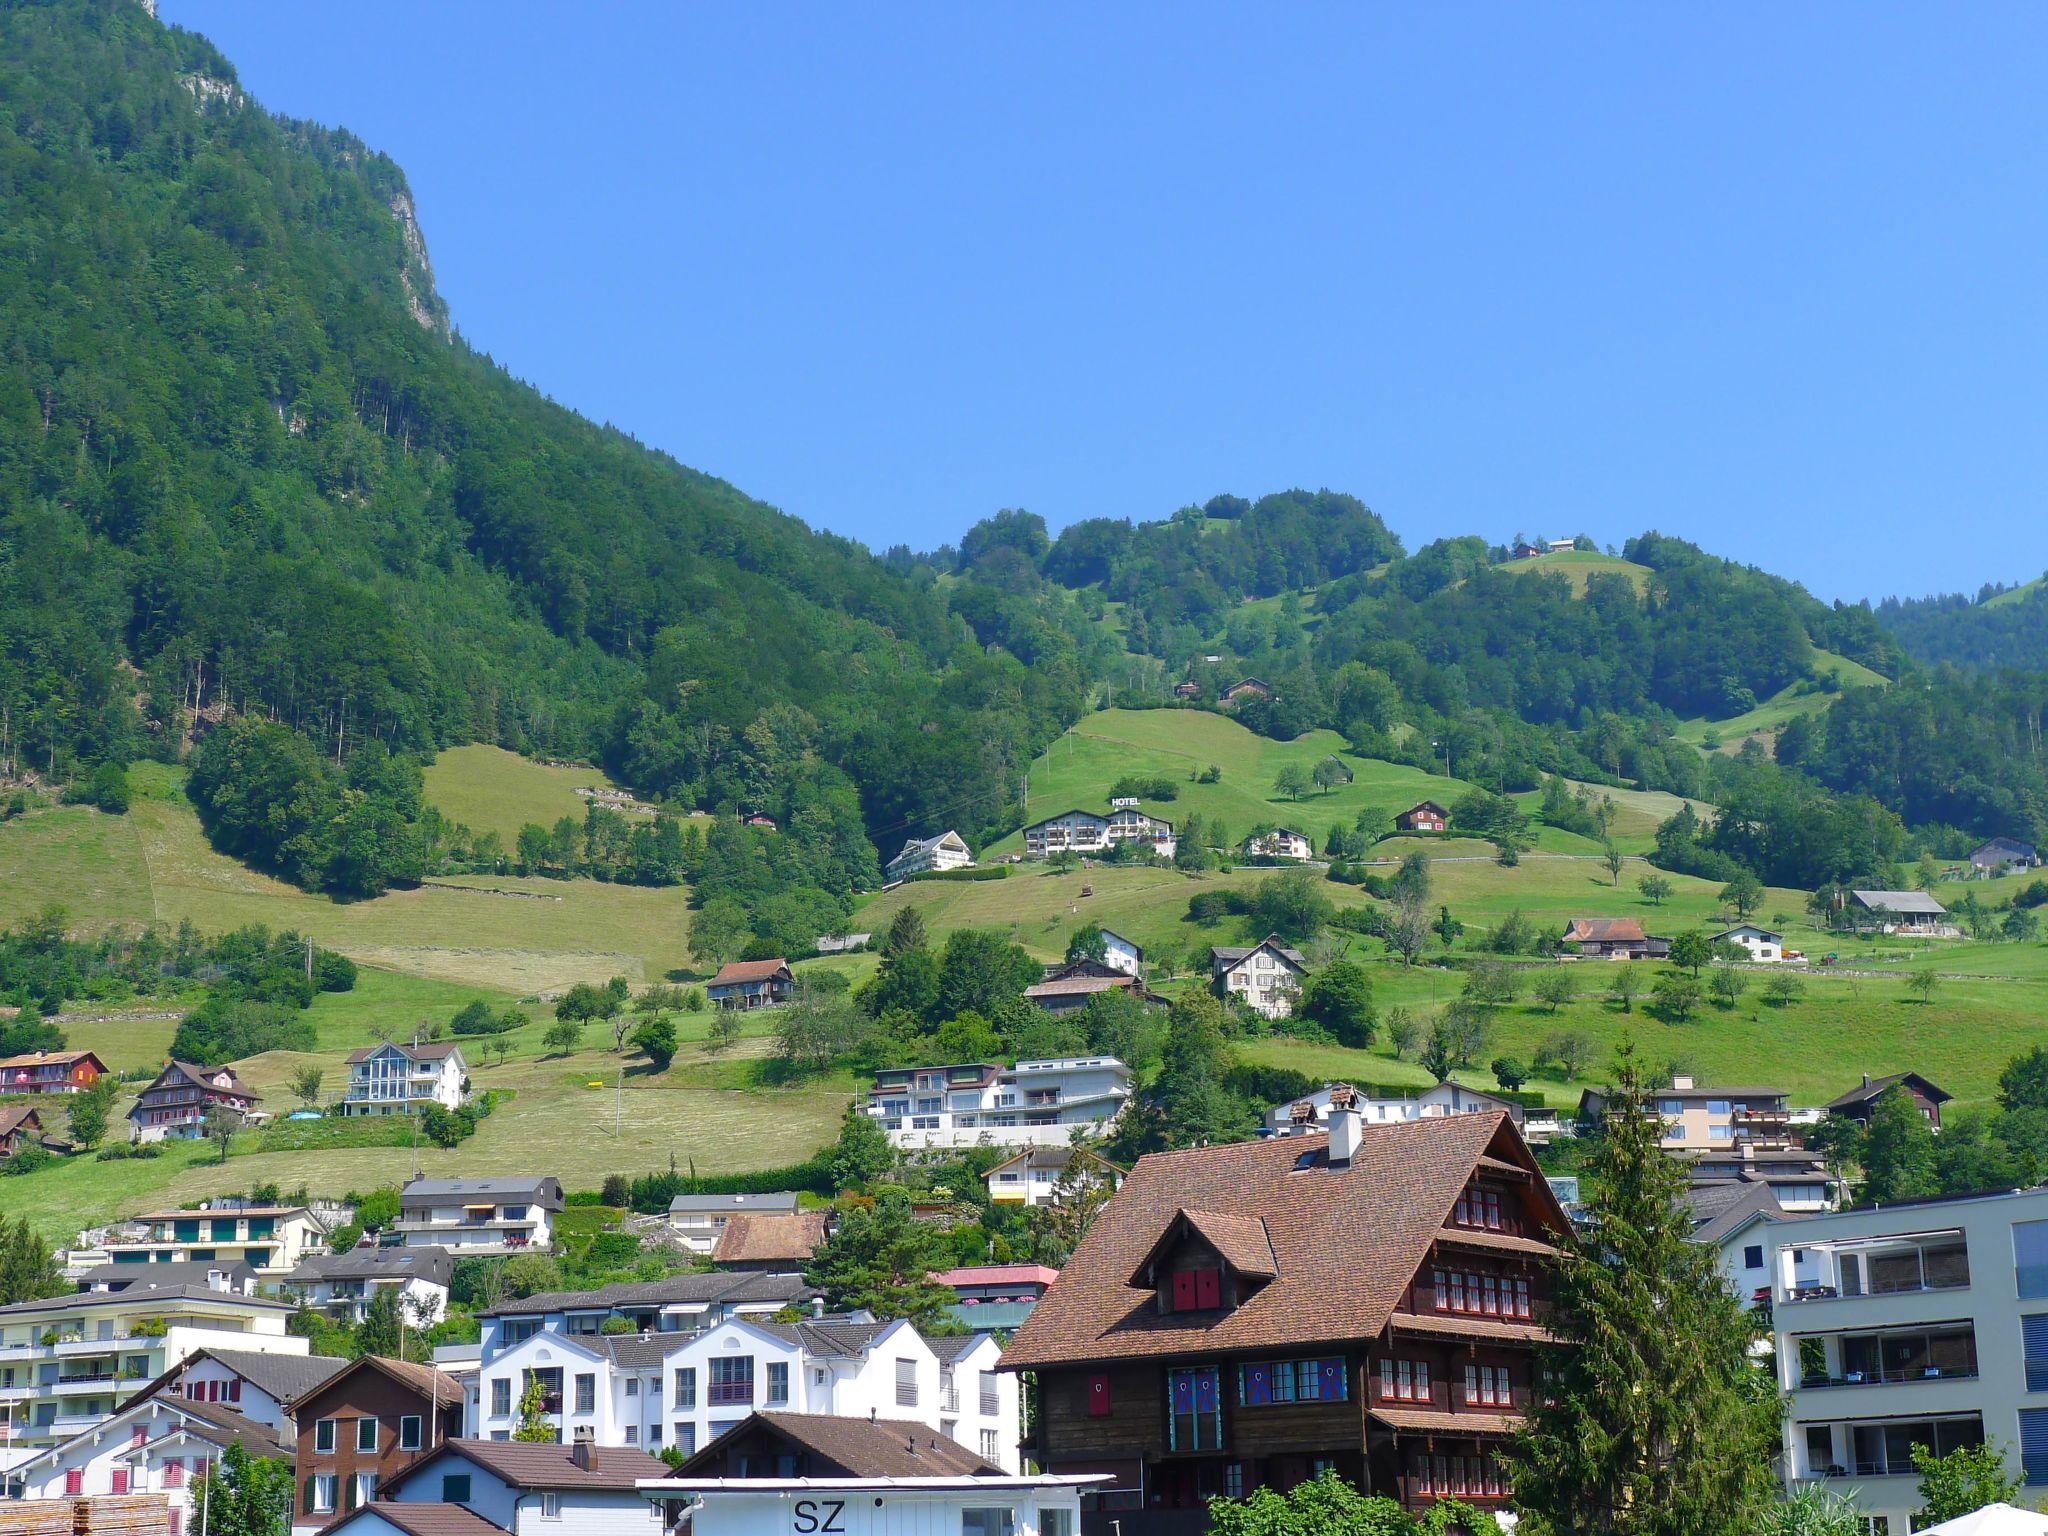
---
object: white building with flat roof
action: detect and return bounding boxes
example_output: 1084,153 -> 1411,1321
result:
1768,1186 -> 2048,1530
862,1059 -> 1131,1150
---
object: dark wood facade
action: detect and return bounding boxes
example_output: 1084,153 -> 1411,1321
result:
289,1359 -> 462,1524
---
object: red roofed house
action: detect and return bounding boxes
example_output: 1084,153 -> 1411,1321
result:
1559,917 -> 1669,960
1000,1106 -> 1567,1519
128,1061 -> 259,1143
705,959 -> 794,1010
0,1048 -> 108,1095
1394,802 -> 1448,834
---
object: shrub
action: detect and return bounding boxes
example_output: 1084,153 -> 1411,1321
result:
904,865 -> 1007,884
450,1000 -> 523,1036
314,952 -> 358,992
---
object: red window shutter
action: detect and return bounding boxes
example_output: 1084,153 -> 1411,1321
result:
111,1470 -> 129,1495
1194,1269 -> 1222,1310
1170,1271 -> 1196,1310
132,1426 -> 147,1447
1086,1373 -> 1111,1416
66,1470 -> 84,1496
228,1379 -> 241,1403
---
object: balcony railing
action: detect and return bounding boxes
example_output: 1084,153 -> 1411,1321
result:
1799,1363 -> 1978,1389
707,1383 -> 752,1407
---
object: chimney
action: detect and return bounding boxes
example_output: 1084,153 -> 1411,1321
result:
1671,1075 -> 1695,1091
810,1296 -> 825,1319
571,1438 -> 597,1472
1861,1073 -> 1870,1088
1328,1105 -> 1362,1167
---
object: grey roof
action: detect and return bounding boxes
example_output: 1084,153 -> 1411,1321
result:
1851,889 -> 1947,914
667,1193 -> 800,1216
77,1260 -> 257,1292
1825,1072 -> 1954,1110
400,1175 -> 562,1209
925,1332 -> 991,1364
0,1285 -> 294,1319
747,1319 -> 895,1358
1210,935 -> 1307,968
478,1268 -> 812,1318
121,1348 -> 349,1414
593,1333 -> 675,1371
289,1245 -> 454,1287
1684,1181 -> 1790,1247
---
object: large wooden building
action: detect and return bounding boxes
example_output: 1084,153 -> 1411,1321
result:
1000,1108 -> 1566,1529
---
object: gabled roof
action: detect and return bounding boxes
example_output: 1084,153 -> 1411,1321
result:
288,1353 -> 463,1413
708,958 -> 793,986
139,1060 -> 255,1098
1851,889 -> 1947,914
328,1505 -> 506,1536
1002,1111 -> 1562,1368
1684,1180 -> 1789,1248
344,1040 -> 464,1064
668,1192 -> 800,1215
119,1346 -> 347,1413
925,1332 -> 995,1365
1398,800 -> 1448,817
982,1146 -> 1124,1179
476,1268 -> 812,1318
1825,1072 -> 1954,1111
400,1175 -> 562,1208
0,1049 -> 106,1073
674,1412 -> 999,1480
711,1210 -> 828,1266
1022,973 -> 1141,1000
1562,917 -> 1646,944
289,1245 -> 453,1287
1972,836 -> 2037,859
388,1438 -> 668,1493
0,1104 -> 43,1138
1209,934 -> 1307,969
1128,1209 -> 1277,1282
592,1333 -> 674,1372
8,1393 -> 289,1474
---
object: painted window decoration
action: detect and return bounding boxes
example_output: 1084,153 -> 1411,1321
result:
1238,1358 -> 1348,1406
1166,1367 -> 1223,1451
1084,1373 -> 1111,1417
1168,1268 -> 1223,1312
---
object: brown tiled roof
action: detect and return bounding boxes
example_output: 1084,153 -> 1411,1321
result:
1023,974 -> 1136,999
1433,1228 -> 1558,1258
333,1504 -> 506,1536
1562,918 -> 1646,944
420,1438 -> 669,1490
683,1413 -> 999,1479
1370,1407 -> 1522,1437
1390,1313 -> 1554,1345
0,1105 -> 42,1138
1002,1113 -> 1561,1369
1474,1154 -> 1531,1177
1180,1211 -> 1277,1278
290,1354 -> 462,1412
709,959 -> 791,985
711,1210 -> 828,1265
0,1050 -> 103,1071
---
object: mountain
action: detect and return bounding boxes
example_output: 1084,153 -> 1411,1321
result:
1876,575 -> 2048,671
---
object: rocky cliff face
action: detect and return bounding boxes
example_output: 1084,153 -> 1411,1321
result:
387,188 -> 448,336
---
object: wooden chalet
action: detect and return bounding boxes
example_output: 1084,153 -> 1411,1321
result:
1000,1109 -> 1566,1526
1394,802 -> 1448,834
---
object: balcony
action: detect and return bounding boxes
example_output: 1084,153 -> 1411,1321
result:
1779,1236 -> 1970,1305
1798,1363 -> 1978,1389
706,1383 -> 752,1408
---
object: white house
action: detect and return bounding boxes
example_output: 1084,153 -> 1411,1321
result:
643,1411 -> 1098,1536
326,1438 -> 669,1536
476,1273 -> 814,1361
1685,1181 -> 1793,1307
1264,1080 -> 1525,1137
982,1146 -> 1124,1208
1020,804 -> 1175,861
862,1058 -> 1132,1150
343,1042 -> 469,1116
1096,929 -> 1142,977
121,1345 -> 348,1438
884,831 -> 973,884
1210,935 -> 1307,1018
1244,828 -> 1314,862
1,1390 -> 291,1530
1714,926 -> 1793,963
1767,1185 -> 2048,1532
665,1194 -> 801,1257
393,1177 -> 561,1254
471,1317 -> 1019,1473
284,1246 -> 453,1326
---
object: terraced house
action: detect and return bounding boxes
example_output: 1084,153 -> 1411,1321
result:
1001,1107 -> 1566,1526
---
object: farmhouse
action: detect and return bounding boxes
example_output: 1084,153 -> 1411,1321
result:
1559,917 -> 1669,960
862,1058 -> 1133,1149
1022,958 -> 1161,1014
1848,889 -> 1954,935
1001,1106 -> 1566,1516
1173,680 -> 1201,699
128,1061 -> 258,1143
0,1048 -> 107,1095
1210,935 -> 1307,1018
1244,828 -> 1314,861
1824,1071 -> 1952,1131
706,958 -> 793,1010
884,829 -> 973,882
1221,678 -> 1271,704
0,1102 -> 46,1159
1969,836 -> 2039,877
1022,804 -> 1175,860
1545,537 -> 1576,554
1713,925 -> 1790,963
1512,541 -> 1543,560
1395,801 -> 1448,833
342,1040 -> 469,1116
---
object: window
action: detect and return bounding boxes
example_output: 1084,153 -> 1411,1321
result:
307,1475 -> 337,1515
574,1373 -> 595,1414
980,1370 -> 1000,1417
441,1474 -> 472,1503
540,1492 -> 561,1520
1744,1244 -> 1765,1271
314,1418 -> 336,1454
1464,1364 -> 1511,1407
2021,1407 -> 2048,1486
1166,1367 -> 1223,1452
355,1417 -> 378,1453
624,1426 -> 639,1444
961,1509 -> 1015,1536
626,1377 -> 640,1398
980,1428 -> 1000,1461
1710,1127 -> 1732,1141
674,1424 -> 696,1456
897,1358 -> 919,1407
2026,1315 -> 2048,1393
766,1362 -> 789,1406
2020,1221 -> 2048,1300
65,1469 -> 83,1496
673,1368 -> 696,1409
708,1356 -> 753,1406
491,1379 -> 511,1418
399,1416 -> 422,1451
1239,1358 -> 1347,1405
1042,1510 -> 1074,1536
346,1473 -> 374,1510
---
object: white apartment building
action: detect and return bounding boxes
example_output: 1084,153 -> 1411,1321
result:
883,830 -> 973,883
284,1245 -> 453,1326
471,1317 -> 1019,1472
476,1274 -> 814,1361
1210,935 -> 1306,1018
393,1176 -> 562,1254
1578,1076 -> 1796,1154
862,1058 -> 1132,1150
1264,1080 -> 1526,1137
93,1202 -> 334,1278
1244,828 -> 1314,861
342,1041 -> 469,1116
1768,1186 -> 2048,1530
1020,802 -> 1175,861
0,1282 -> 304,1448
665,1194 -> 801,1256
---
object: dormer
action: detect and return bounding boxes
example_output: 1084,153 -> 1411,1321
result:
1129,1208 -> 1278,1316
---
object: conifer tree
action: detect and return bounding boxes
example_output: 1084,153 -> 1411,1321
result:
1508,1041 -> 1779,1536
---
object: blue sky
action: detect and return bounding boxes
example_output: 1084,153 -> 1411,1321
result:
166,2 -> 2048,603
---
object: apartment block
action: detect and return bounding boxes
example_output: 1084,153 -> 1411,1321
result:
862,1057 -> 1132,1150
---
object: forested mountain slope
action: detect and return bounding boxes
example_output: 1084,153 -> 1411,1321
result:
0,0 -> 1093,880
1876,577 -> 2048,671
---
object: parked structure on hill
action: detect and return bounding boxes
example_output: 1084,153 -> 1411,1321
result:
342,1042 -> 469,1116
393,1177 -> 562,1254
884,830 -> 973,883
0,1281 -> 304,1448
983,1146 -> 1125,1208
94,1202 -> 334,1278
1001,1107 -> 1567,1517
284,1246 -> 453,1326
1021,805 -> 1177,861
0,1049 -> 107,1096
862,1058 -> 1133,1150
1970,837 -> 2040,877
705,959 -> 793,1010
1847,890 -> 1954,936
1243,829 -> 1313,862
1210,936 -> 1307,1018
1767,1186 -> 2048,1531
665,1194 -> 801,1256
127,1062 -> 258,1143
1395,801 -> 1448,833
1559,917 -> 1669,960
1825,1073 -> 1952,1132
287,1356 -> 465,1535
1266,1081 -> 1526,1138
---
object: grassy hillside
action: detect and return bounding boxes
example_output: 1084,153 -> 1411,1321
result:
423,745 -> 662,846
1673,647 -> 1889,755
1497,549 -> 1654,595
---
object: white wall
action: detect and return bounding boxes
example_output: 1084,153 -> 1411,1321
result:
675,1486 -> 1081,1536
384,1451 -> 662,1536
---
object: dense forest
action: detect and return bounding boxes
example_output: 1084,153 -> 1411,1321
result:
1876,578 -> 2048,672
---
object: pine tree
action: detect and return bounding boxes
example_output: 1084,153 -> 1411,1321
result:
1507,1041 -> 1779,1536
1860,1085 -> 1939,1203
